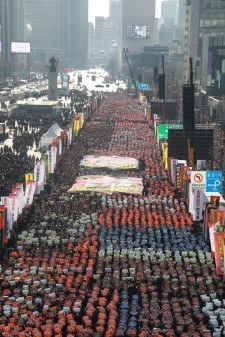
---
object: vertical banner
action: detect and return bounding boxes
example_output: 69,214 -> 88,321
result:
25,173 -> 33,186
0,197 -> 12,238
214,232 -> 225,275
193,189 -> 204,221
170,159 -> 178,185
0,207 -> 7,248
210,195 -> 220,208
180,166 -> 188,193
175,164 -> 182,189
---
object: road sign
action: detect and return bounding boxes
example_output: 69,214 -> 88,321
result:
138,83 -> 149,90
206,171 -> 222,192
194,173 -> 204,183
129,81 -> 139,88
190,171 -> 206,190
158,124 -> 183,140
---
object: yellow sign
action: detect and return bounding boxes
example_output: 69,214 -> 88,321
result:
25,173 -> 33,186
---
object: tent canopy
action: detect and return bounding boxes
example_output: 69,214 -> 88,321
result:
39,123 -> 63,148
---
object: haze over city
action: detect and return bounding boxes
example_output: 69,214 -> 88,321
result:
0,6 -> 225,337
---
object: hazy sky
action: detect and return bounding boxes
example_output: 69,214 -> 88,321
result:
88,0 -> 161,24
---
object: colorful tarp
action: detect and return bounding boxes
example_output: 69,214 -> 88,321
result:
80,155 -> 139,170
68,175 -> 143,195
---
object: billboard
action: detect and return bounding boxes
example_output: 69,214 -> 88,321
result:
62,74 -> 69,90
11,42 -> 31,54
127,26 -> 150,39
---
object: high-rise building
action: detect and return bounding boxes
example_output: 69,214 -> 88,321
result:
95,16 -> 118,62
184,0 -> 225,92
88,22 -> 95,65
60,0 -> 88,68
1,0 -> 25,62
109,0 -> 122,21
24,0 -> 64,67
119,0 -> 156,72
161,0 -> 178,25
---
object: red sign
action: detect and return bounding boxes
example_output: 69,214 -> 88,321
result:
194,173 -> 203,183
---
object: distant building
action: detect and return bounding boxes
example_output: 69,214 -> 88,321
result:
119,0 -> 156,72
60,0 -> 88,68
88,22 -> 95,65
24,0 -> 64,68
184,0 -> 225,94
1,0 -> 25,62
95,16 -> 118,61
109,0 -> 122,21
161,0 -> 178,25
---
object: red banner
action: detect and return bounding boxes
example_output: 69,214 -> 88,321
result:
0,207 -> 7,248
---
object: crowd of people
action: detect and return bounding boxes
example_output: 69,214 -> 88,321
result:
0,93 -> 222,336
0,110 -> 73,198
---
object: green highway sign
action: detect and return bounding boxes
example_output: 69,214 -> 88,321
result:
158,124 -> 183,140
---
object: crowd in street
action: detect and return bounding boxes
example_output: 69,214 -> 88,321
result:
0,93 -> 221,336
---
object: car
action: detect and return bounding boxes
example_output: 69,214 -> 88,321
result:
95,84 -> 104,88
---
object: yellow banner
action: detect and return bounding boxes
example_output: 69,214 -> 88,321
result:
25,173 -> 33,186
162,142 -> 168,169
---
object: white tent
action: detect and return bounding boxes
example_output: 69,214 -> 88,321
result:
39,123 -> 63,148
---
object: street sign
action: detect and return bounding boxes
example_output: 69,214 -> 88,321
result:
130,81 -> 139,88
138,83 -> 149,90
206,171 -> 222,193
190,171 -> 206,190
158,124 -> 183,140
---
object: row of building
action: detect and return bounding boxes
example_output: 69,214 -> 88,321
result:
1,0 -> 225,98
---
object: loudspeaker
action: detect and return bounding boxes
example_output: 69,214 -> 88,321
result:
158,74 -> 165,99
183,84 -> 195,131
154,67 -> 158,84
138,73 -> 142,83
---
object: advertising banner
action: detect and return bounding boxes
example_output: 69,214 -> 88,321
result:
162,142 -> 168,170
193,189 -> 204,221
0,197 -> 12,238
210,195 -> 220,208
25,173 -> 33,186
0,207 -> 7,248
175,164 -> 182,190
214,232 -> 225,274
180,166 -> 188,193
170,159 -> 178,185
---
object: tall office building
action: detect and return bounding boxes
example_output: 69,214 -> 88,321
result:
121,0 -> 155,53
161,0 -> 178,25
184,0 -> 225,92
60,0 -> 88,68
1,0 -> 25,62
95,16 -> 118,61
109,0 -> 122,21
24,0 -> 63,67
120,0 -> 156,71
88,22 -> 95,65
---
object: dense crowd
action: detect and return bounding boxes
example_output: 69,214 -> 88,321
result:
0,93 -> 222,336
0,110 -> 73,198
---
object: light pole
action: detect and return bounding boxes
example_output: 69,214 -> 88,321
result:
122,48 -> 138,97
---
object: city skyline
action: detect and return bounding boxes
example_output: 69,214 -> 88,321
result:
89,0 -> 161,23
